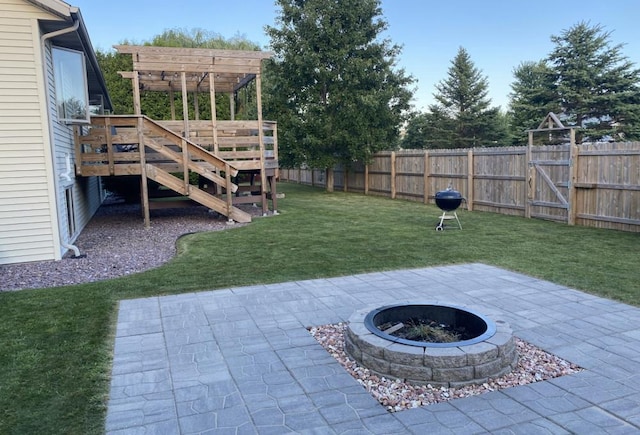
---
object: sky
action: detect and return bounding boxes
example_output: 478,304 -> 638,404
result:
72,0 -> 640,111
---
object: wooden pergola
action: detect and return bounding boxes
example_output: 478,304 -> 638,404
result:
76,45 -> 280,225
114,45 -> 274,119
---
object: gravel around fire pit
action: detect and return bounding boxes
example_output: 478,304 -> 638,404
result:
309,322 -> 583,413
0,198 -> 268,292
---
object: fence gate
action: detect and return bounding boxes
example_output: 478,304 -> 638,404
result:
525,113 -> 578,225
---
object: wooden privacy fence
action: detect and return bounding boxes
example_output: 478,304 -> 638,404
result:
280,142 -> 640,232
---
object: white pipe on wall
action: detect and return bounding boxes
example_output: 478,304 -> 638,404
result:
59,153 -> 72,182
41,18 -> 82,258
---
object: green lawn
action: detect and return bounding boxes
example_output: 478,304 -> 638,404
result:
1,182 -> 638,434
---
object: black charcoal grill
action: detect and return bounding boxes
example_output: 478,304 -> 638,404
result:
434,187 -> 463,231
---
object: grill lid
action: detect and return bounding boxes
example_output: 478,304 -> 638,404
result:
435,187 -> 463,211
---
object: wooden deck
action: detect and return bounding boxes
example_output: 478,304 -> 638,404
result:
75,115 -> 278,223
76,46 -> 278,226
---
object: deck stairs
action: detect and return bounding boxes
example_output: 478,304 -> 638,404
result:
142,117 -> 252,223
76,115 -> 253,223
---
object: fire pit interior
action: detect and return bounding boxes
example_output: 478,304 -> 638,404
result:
346,303 -> 517,387
365,303 -> 495,346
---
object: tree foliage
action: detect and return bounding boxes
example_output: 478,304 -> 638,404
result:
403,47 -> 508,149
507,61 -> 560,144
96,50 -> 134,115
147,28 -> 260,51
507,22 -> 640,144
264,0 -> 414,168
547,22 -> 640,142
402,107 -> 455,149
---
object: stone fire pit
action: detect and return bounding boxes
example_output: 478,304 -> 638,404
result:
345,302 -> 517,387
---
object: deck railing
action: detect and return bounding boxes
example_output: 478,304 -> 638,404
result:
75,115 -> 279,222
156,119 -> 279,172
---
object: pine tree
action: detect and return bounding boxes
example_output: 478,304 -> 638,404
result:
401,106 -> 456,149
548,22 -> 640,142
508,61 -> 560,144
265,0 -> 414,170
431,47 -> 507,148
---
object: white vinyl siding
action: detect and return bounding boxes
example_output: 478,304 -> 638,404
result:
1,0 -> 105,265
0,1 -> 59,265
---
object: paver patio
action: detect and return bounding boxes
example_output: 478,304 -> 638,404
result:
106,263 -> 640,434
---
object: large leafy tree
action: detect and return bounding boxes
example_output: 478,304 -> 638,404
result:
547,22 -> 640,142
265,0 -> 414,171
96,49 -> 134,115
147,28 -> 260,51
508,61 -> 559,144
427,47 -> 509,148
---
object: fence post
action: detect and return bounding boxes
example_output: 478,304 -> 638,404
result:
423,151 -> 430,204
326,168 -> 334,192
525,132 -> 533,219
568,129 -> 578,225
344,168 -> 348,192
365,164 -> 369,195
467,149 -> 474,211
390,151 -> 396,199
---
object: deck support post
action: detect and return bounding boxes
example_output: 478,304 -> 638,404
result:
169,89 -> 176,120
255,73 -> 268,215
181,72 -> 190,193
209,71 -> 220,195
132,71 -> 150,228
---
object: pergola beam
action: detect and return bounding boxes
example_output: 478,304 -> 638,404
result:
114,45 -> 271,94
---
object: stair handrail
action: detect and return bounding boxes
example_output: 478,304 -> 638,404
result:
82,115 -> 239,194
141,115 -> 239,176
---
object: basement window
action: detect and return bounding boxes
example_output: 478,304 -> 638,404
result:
52,46 -> 89,124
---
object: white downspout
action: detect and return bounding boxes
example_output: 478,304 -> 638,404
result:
60,153 -> 72,182
41,18 -> 83,258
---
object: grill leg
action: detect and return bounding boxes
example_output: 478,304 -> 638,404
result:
435,211 -> 462,231
453,211 -> 462,229
436,212 -> 446,231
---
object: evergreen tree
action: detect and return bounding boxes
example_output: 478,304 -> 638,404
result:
548,22 -> 640,142
265,0 -> 414,171
431,47 -> 508,148
401,112 -> 429,149
507,61 -> 559,144
401,106 -> 456,149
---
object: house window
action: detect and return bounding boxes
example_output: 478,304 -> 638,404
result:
52,47 -> 89,123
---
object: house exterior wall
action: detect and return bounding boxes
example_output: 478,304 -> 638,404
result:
45,42 -> 104,259
0,0 -> 104,265
0,0 -> 59,265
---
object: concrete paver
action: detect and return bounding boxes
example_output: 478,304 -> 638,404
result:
106,263 -> 640,433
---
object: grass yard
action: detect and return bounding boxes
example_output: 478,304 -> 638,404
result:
1,182 -> 638,434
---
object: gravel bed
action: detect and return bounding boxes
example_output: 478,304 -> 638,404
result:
0,199 -> 266,292
309,322 -> 583,413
